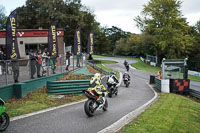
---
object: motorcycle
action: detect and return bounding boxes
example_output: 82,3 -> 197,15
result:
123,77 -> 130,87
125,64 -> 129,72
83,90 -> 108,117
107,82 -> 118,98
0,98 -> 10,132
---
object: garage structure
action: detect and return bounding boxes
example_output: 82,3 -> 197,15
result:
0,29 -> 64,58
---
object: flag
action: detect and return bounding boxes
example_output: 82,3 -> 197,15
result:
6,10 -> 20,59
74,27 -> 81,55
87,31 -> 94,54
48,21 -> 58,56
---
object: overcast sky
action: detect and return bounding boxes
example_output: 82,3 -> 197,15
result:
1,0 -> 200,33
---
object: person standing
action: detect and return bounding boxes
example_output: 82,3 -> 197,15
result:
29,50 -> 37,79
36,50 -> 42,77
65,51 -> 71,70
11,58 -> 19,83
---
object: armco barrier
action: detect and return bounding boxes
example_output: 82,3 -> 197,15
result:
46,80 -> 90,95
189,89 -> 200,99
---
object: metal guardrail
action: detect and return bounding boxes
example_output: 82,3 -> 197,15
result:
86,61 -> 110,75
189,89 -> 200,99
46,80 -> 90,95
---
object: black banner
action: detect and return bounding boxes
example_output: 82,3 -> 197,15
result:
87,31 -> 94,54
6,10 -> 20,59
74,27 -> 81,55
48,21 -> 58,56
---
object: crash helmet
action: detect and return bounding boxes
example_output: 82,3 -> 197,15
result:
94,73 -> 101,80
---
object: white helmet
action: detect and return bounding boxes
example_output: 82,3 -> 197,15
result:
94,73 -> 101,80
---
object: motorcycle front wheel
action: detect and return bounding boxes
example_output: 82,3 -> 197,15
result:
0,112 -> 10,132
84,99 -> 95,117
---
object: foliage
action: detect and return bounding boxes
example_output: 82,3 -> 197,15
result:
134,0 -> 194,62
0,5 -> 7,30
15,0 -> 110,54
105,26 -> 131,53
119,93 -> 200,133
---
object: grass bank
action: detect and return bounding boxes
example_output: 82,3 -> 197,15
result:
119,93 -> 200,133
94,59 -> 120,79
5,67 -> 99,118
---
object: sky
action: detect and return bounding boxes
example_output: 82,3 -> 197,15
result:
0,0 -> 200,34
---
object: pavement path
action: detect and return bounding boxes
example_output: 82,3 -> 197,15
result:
5,57 -> 156,133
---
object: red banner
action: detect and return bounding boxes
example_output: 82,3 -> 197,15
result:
0,30 -> 64,38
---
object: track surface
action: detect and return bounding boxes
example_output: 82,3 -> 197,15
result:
5,58 -> 155,133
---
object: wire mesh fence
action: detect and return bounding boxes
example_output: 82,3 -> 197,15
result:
0,54 -> 86,86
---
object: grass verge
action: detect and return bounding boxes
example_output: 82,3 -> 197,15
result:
119,93 -> 200,133
6,87 -> 85,118
5,69 -> 96,118
96,64 -> 120,79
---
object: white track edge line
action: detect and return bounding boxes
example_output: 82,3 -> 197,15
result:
97,82 -> 158,133
11,99 -> 87,121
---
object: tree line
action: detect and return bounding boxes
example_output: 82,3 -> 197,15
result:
0,0 -> 200,71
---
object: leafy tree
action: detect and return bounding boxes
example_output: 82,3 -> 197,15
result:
135,0 -> 193,62
15,0 -> 110,54
0,5 -> 7,30
105,26 -> 131,53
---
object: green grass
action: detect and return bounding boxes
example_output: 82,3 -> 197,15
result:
98,60 -> 118,64
131,58 -> 161,73
6,88 -> 85,118
119,93 -> 200,133
96,64 -> 120,79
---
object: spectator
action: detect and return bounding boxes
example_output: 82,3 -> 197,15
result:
65,51 -> 71,71
50,56 -> 57,74
157,71 -> 162,79
36,50 -> 42,77
29,50 -> 37,79
11,57 -> 19,83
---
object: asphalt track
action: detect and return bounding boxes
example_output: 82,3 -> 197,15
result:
5,57 -> 156,133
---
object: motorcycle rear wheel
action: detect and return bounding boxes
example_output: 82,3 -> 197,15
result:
84,100 -> 95,117
0,112 -> 10,132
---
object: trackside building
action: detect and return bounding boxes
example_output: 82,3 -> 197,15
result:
0,29 -> 64,58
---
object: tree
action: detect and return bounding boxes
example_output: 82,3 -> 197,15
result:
135,0 -> 193,61
105,26 -> 131,53
0,5 -> 7,30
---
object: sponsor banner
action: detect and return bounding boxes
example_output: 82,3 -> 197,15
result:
87,31 -> 94,54
6,10 -> 20,59
48,21 -> 58,56
74,27 -> 81,55
0,30 -> 64,38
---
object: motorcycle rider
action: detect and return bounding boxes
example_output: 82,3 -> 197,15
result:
88,73 -> 107,103
107,72 -> 119,88
123,72 -> 130,81
124,60 -> 129,71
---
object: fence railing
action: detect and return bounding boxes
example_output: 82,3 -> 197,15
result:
0,54 -> 86,86
86,61 -> 110,75
189,89 -> 200,99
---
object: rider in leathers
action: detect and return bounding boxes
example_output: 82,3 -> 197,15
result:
107,72 -> 119,88
88,73 -> 107,103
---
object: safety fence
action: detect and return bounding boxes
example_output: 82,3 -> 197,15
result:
189,89 -> 200,99
0,54 -> 86,86
47,80 -> 90,95
86,61 -> 110,75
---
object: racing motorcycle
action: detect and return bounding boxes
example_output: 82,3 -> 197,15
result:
123,77 -> 130,87
83,90 -> 108,117
0,98 -> 10,132
107,81 -> 118,98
